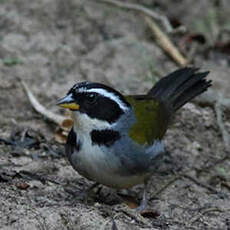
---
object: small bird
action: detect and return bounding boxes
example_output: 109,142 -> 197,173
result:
58,68 -> 211,212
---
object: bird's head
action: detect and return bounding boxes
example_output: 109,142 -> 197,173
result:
57,82 -> 132,132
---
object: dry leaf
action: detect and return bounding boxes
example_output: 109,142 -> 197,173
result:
61,118 -> 74,131
55,129 -> 68,144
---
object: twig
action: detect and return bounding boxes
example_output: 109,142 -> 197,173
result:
194,90 -> 230,150
194,91 -> 230,154
181,174 -> 219,194
20,79 -> 64,125
215,94 -> 230,149
150,173 -> 221,199
150,176 -> 181,200
95,0 -> 188,66
188,207 -> 224,225
19,79 -> 72,130
145,16 -> 188,67
96,0 -> 173,33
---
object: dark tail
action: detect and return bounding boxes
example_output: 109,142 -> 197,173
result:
148,67 -> 212,113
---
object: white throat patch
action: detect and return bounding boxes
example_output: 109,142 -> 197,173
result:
73,112 -> 112,134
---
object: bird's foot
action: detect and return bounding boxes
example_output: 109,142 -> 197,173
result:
135,197 -> 147,214
135,181 -> 148,214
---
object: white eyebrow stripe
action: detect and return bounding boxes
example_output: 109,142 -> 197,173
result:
86,88 -> 129,111
77,87 -> 87,91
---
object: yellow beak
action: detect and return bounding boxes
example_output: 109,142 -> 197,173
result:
57,94 -> 80,110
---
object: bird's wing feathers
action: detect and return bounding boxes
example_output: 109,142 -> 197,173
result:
125,68 -> 211,146
125,95 -> 170,145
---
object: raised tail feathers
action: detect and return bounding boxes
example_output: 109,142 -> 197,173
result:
148,67 -> 212,113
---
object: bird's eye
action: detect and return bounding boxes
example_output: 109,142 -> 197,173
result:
86,93 -> 97,104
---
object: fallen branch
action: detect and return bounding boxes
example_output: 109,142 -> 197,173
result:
145,16 -> 188,66
96,0 -> 173,33
96,0 -> 188,66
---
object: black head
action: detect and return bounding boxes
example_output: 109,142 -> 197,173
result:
58,82 -> 131,124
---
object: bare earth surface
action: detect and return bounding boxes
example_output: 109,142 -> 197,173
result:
0,0 -> 230,229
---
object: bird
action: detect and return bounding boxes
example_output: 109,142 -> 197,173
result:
57,67 -> 211,213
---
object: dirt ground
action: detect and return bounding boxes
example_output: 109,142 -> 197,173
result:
1,0 -> 230,229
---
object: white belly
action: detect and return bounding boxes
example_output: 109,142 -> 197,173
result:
69,115 -> 163,189
69,134 -> 149,189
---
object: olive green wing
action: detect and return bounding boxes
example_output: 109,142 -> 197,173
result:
125,95 -> 170,145
125,68 -> 211,146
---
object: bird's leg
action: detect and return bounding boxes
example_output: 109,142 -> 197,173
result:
135,181 -> 148,214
